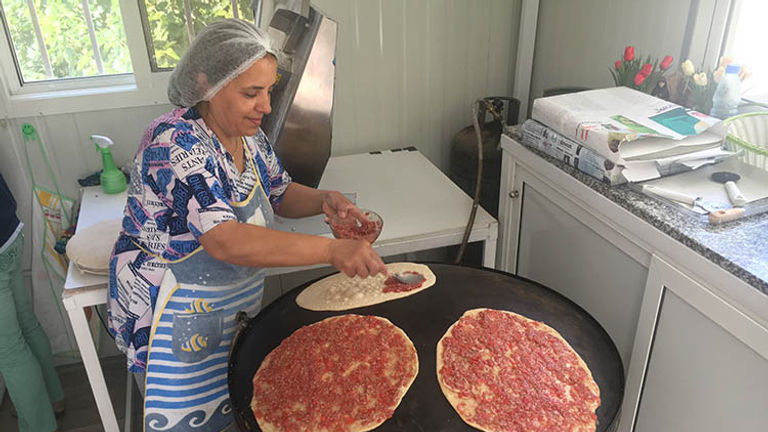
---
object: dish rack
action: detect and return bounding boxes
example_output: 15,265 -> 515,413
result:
723,112 -> 768,171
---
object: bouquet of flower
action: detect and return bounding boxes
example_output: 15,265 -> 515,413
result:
610,45 -> 674,95
678,56 -> 751,114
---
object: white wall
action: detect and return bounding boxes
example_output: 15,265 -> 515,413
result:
529,0 -> 695,103
315,0 -> 521,168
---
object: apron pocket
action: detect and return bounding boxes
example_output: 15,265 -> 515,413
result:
171,308 -> 225,363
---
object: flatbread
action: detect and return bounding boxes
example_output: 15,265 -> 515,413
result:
296,262 -> 436,311
250,314 -> 418,432
437,308 -> 600,432
65,219 -> 122,275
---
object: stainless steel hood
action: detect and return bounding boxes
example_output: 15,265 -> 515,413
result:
253,0 -> 337,188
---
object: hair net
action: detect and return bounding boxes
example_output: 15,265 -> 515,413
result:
167,19 -> 277,107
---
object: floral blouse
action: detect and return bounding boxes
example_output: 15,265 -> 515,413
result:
107,107 -> 291,371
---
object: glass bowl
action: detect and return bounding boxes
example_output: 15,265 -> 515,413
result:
328,209 -> 383,243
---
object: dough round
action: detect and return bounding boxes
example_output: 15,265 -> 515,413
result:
437,308 -> 600,432
65,219 -> 122,275
296,262 -> 436,311
251,314 -> 418,432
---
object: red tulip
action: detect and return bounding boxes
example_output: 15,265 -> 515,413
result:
624,46 -> 635,62
614,60 -> 622,70
660,55 -> 673,70
640,63 -> 653,76
634,72 -> 646,86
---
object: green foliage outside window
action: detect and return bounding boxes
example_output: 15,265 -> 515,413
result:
3,0 -> 42,80
3,0 -> 131,82
144,0 -> 188,70
1,0 -> 253,82
144,0 -> 254,70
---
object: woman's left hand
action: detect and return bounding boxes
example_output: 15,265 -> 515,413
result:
321,191 -> 365,222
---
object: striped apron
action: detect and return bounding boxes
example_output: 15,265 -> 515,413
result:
143,146 -> 273,432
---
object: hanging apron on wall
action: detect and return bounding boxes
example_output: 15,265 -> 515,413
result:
143,146 -> 274,432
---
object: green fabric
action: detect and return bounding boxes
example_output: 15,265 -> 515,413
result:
0,233 -> 63,432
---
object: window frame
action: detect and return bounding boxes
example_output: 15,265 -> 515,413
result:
719,0 -> 768,104
136,0 -> 179,73
0,0 -> 180,118
680,0 -> 731,73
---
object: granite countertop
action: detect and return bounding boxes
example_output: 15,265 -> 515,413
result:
505,132 -> 768,295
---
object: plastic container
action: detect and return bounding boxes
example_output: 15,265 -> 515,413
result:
722,112 -> 768,171
710,64 -> 742,119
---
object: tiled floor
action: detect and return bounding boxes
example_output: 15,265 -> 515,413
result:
0,355 -> 142,432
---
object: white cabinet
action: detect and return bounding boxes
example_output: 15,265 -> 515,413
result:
499,135 -> 768,432
623,256 -> 768,432
499,154 -> 649,369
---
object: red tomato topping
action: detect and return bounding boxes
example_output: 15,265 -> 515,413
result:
330,212 -> 382,243
439,309 -> 600,431
252,315 -> 417,432
383,271 -> 425,293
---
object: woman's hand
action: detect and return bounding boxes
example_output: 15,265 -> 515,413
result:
321,191 -> 366,222
327,239 -> 387,278
201,221 -> 386,276
277,184 -> 362,220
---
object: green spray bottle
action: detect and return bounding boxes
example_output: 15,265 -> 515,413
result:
91,135 -> 126,194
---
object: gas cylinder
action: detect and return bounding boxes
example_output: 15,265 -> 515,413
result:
448,97 -> 519,219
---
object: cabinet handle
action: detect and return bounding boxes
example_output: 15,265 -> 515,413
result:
508,190 -> 520,199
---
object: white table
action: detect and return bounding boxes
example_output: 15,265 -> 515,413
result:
62,148 -> 497,431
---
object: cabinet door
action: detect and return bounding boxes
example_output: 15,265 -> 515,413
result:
513,168 -> 649,369
623,256 -> 768,432
497,148 -> 523,272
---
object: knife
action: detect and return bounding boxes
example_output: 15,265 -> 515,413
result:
641,184 -> 745,224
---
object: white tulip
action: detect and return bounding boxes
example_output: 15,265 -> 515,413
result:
681,60 -> 695,77
693,72 -> 708,87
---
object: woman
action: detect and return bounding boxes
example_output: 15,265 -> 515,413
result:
107,19 -> 386,432
0,171 -> 65,432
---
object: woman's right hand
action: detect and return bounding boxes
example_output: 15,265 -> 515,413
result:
328,239 -> 387,278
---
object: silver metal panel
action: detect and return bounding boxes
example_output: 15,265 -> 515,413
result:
274,15 -> 336,187
259,2 -> 336,187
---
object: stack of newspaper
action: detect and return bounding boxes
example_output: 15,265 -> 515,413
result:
521,87 -> 737,185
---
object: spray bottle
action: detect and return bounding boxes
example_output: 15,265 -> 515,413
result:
91,135 -> 126,194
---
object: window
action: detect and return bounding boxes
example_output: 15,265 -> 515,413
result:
0,0 -> 258,117
0,0 -> 132,84
139,0 -> 254,71
723,0 -> 768,101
